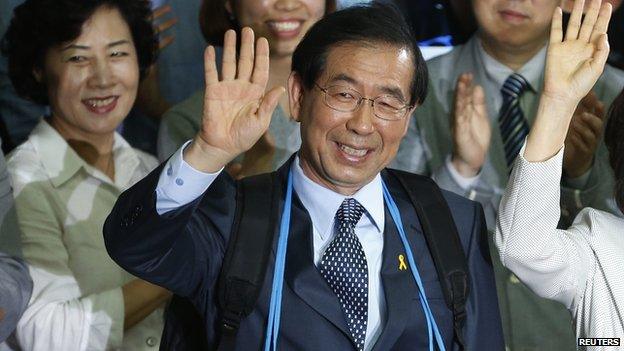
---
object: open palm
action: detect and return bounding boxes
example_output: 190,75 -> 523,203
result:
196,28 -> 284,168
524,0 -> 612,163
543,0 -> 611,105
452,73 -> 491,176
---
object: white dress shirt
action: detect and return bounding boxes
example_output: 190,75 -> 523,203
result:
156,143 -> 387,350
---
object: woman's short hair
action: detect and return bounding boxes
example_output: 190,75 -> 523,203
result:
2,0 -> 157,105
604,88 -> 624,213
199,0 -> 336,46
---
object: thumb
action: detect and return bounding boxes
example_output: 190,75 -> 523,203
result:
576,34 -> 609,98
589,33 -> 610,76
472,85 -> 486,108
258,86 -> 286,123
472,85 -> 488,122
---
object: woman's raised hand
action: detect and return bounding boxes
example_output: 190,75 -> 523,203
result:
185,27 -> 285,173
525,0 -> 612,162
543,0 -> 611,106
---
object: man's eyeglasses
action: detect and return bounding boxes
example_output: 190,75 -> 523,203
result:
315,83 -> 413,121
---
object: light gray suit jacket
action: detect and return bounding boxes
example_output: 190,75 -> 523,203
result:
393,36 -> 624,351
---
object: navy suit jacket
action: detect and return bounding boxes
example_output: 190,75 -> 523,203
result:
104,158 -> 504,350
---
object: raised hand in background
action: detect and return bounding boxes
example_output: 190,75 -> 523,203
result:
450,72 -> 491,177
563,91 -> 606,177
525,0 -> 612,162
184,28 -> 285,173
135,5 -> 178,119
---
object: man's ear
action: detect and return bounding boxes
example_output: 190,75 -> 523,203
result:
400,104 -> 418,137
288,72 -> 305,122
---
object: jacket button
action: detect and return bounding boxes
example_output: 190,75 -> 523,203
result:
509,274 -> 520,284
120,216 -> 129,228
146,336 -> 158,347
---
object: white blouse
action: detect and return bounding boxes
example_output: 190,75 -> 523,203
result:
496,144 -> 624,349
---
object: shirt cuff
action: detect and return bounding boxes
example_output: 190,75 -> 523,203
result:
155,140 -> 223,214
517,142 -> 565,166
444,155 -> 480,190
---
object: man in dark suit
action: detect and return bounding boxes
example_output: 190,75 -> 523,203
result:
104,5 -> 503,350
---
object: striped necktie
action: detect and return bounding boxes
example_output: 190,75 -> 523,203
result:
499,73 -> 530,168
320,198 -> 368,351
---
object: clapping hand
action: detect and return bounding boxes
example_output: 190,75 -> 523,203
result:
525,0 -> 611,162
135,5 -> 178,119
451,73 -> 491,177
563,91 -> 606,177
152,5 -> 177,51
184,28 -> 285,173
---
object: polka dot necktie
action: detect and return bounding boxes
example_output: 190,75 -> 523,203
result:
499,73 -> 531,169
320,198 -> 368,351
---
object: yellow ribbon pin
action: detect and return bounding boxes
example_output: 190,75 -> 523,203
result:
398,254 -> 407,271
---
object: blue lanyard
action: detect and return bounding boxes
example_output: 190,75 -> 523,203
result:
264,170 -> 293,351
381,181 -> 446,351
264,170 -> 446,351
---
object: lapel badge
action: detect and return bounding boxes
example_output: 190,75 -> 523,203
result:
398,254 -> 408,271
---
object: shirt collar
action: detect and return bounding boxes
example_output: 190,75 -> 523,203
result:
477,36 -> 546,93
30,119 -> 140,189
291,155 -> 385,240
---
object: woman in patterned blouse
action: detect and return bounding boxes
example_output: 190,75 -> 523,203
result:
3,0 -> 171,349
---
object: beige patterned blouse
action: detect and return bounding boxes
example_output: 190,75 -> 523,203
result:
7,120 -> 163,350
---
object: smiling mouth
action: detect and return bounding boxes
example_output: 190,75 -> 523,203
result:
338,143 -> 369,157
82,96 -> 119,114
266,20 -> 303,38
84,96 -> 116,108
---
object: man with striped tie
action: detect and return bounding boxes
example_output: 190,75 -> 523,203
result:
393,0 -> 624,350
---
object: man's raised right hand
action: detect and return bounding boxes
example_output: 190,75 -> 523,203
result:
184,27 -> 285,173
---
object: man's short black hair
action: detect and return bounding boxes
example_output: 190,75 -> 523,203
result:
292,3 -> 427,106
2,0 -> 157,105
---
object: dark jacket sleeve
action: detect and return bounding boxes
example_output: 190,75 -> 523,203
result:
103,163 -> 237,298
0,253 -> 32,342
463,201 -> 505,350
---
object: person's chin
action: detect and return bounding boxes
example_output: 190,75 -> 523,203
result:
326,158 -> 375,184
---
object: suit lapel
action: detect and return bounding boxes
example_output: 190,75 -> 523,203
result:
273,156 -> 351,339
283,193 -> 352,339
